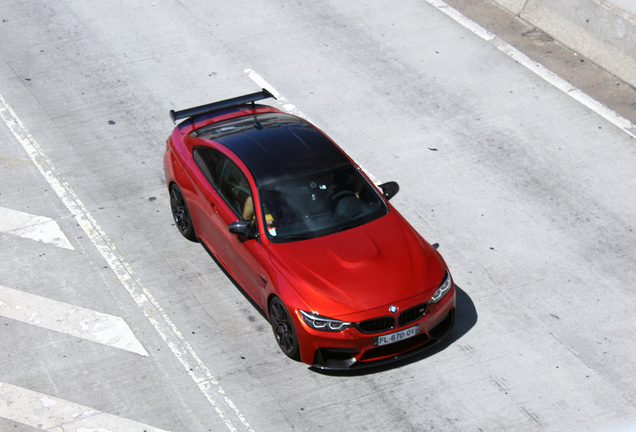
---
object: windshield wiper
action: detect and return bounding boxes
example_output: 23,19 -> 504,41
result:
338,220 -> 365,232
275,234 -> 316,240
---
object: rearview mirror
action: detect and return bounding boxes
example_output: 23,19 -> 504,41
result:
378,181 -> 399,201
229,220 -> 257,239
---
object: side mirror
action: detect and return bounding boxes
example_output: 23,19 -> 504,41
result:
229,220 -> 257,239
378,181 -> 399,201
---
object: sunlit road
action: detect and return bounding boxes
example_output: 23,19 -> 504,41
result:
1,1 -> 635,431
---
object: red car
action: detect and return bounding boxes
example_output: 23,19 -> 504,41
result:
164,90 -> 455,369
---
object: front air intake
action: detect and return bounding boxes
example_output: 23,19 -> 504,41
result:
356,316 -> 394,334
398,303 -> 428,327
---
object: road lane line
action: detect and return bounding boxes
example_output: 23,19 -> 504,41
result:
0,94 -> 253,431
0,206 -> 74,250
0,381 -> 169,432
245,69 -> 309,121
0,285 -> 148,356
425,0 -> 636,139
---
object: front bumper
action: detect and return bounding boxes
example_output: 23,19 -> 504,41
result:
295,287 -> 456,370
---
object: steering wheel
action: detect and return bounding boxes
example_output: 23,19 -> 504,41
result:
331,190 -> 356,200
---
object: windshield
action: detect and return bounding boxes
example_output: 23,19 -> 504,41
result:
259,164 -> 388,242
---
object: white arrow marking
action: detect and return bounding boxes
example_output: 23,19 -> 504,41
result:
0,206 -> 74,250
0,92 -> 253,431
0,381 -> 169,431
0,285 -> 148,356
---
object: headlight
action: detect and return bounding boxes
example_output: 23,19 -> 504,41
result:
430,270 -> 452,303
300,310 -> 352,332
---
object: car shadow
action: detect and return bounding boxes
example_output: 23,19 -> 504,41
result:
200,240 -> 269,321
309,285 -> 478,376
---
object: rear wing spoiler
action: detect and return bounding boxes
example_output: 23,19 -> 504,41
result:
169,89 -> 276,123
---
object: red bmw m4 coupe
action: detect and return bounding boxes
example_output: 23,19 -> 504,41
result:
164,90 -> 455,369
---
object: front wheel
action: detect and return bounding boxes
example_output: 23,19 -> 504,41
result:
269,297 -> 300,360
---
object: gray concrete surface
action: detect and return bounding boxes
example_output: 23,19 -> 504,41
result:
491,0 -> 636,89
447,0 -> 636,135
1,0 -> 636,431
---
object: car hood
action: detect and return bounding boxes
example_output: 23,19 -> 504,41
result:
268,210 -> 445,318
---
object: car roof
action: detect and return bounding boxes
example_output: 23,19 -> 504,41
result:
191,112 -> 351,186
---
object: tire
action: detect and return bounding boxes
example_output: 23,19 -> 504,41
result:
269,297 -> 300,360
169,184 -> 197,242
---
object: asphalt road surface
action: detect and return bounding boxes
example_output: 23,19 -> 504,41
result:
1,1 -> 635,431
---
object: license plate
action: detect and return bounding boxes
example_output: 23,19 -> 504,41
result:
375,325 -> 419,346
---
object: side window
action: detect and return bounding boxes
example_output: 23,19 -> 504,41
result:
193,146 -> 254,220
193,146 -> 225,188
218,160 -> 254,220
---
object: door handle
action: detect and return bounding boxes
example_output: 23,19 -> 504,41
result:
210,202 -> 218,213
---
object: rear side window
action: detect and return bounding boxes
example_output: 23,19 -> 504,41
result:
193,146 -> 225,188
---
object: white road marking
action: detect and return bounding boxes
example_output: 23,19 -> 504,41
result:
425,0 -> 636,139
245,69 -> 309,121
0,285 -> 148,356
0,381 -> 169,432
245,69 -> 379,184
0,206 -> 74,250
0,94 -> 253,430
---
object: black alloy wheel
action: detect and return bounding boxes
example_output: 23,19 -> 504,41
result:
269,297 -> 300,359
169,184 -> 196,242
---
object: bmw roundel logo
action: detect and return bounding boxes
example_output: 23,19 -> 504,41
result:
389,305 -> 398,313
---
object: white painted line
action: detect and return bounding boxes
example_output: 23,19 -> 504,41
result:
596,0 -> 636,26
245,69 -> 379,184
425,0 -> 636,139
0,381 -> 169,432
0,94 -> 253,430
0,206 -> 74,250
0,285 -> 148,356
427,0 -> 496,41
245,69 -> 309,121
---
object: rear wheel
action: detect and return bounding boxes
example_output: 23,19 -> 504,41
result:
269,297 -> 300,359
169,184 -> 196,242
